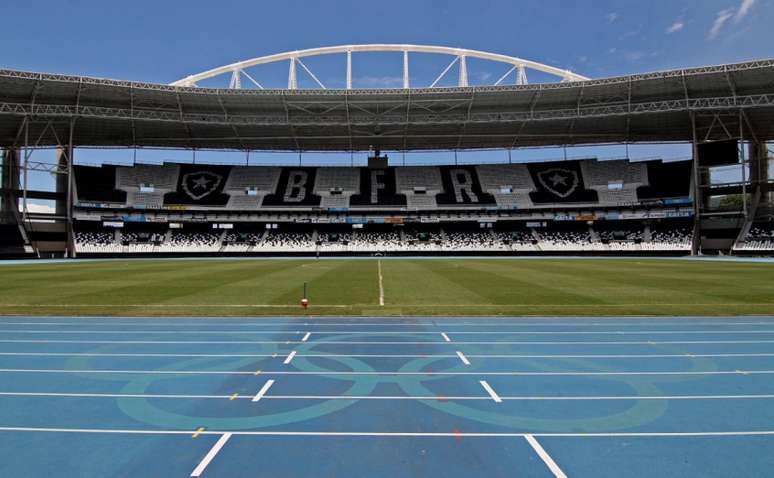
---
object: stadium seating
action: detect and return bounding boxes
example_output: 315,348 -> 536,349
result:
224,167 -> 281,209
395,167 -> 443,209
645,225 -> 692,251
72,219 -> 697,255
256,231 -> 316,252
476,164 -> 535,209
314,168 -> 360,208
75,159 -> 693,211
735,223 -> 774,251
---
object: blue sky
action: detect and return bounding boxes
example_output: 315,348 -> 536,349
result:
2,0 -> 770,201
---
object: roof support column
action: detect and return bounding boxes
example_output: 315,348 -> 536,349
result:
1,148 -> 20,222
517,65 -> 528,85
346,50 -> 352,90
403,50 -> 410,89
458,55 -> 468,87
288,58 -> 297,90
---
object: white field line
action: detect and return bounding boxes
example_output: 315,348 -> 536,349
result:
456,351 -> 471,365
2,426 -> 774,438
377,260 -> 384,307
3,320 -> 774,328
2,368 -> 773,377
3,352 -> 774,359
524,434 -> 567,478
251,380 -> 275,402
301,332 -> 310,342
2,391 -> 774,401
441,332 -> 451,342
479,380 -> 502,403
4,339 -> 774,346
283,351 -> 297,364
190,432 -> 232,477
4,303 -> 774,308
4,329 -> 774,335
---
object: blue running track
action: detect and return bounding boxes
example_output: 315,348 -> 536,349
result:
0,315 -> 773,477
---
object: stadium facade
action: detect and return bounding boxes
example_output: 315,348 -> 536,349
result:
0,45 -> 772,257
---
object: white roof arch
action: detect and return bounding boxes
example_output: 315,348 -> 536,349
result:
170,44 -> 589,89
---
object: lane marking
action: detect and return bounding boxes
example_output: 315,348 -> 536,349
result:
377,260 -> 385,307
251,380 -> 275,402
1,426 -> 774,438
5,328 -> 774,335
456,351 -> 471,366
3,320 -> 773,328
192,427 -> 205,438
301,332 -> 310,342
1,391 -> 774,401
441,333 -> 451,342
190,432 -> 232,477
283,351 -> 297,365
525,434 -> 567,478
480,380 -> 502,403
5,339 -> 774,346
2,368 -> 773,377
2,351 -> 774,359
4,320 -> 774,328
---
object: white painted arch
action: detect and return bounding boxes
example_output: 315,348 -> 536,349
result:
171,44 -> 589,89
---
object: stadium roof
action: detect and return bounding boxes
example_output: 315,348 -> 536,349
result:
1,58 -> 773,151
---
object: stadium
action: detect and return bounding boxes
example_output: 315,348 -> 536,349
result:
1,13 -> 774,478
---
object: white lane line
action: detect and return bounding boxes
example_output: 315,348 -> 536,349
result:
2,368 -> 774,377
4,320 -> 774,328
479,380 -> 502,403
2,391 -> 774,401
283,351 -> 297,365
5,329 -> 774,335
301,333 -> 310,342
251,380 -> 275,402
3,320 -> 772,327
456,351 -> 471,365
441,332 -> 451,342
2,426 -> 774,438
191,432 -> 232,477
5,339 -> 774,345
524,434 -> 567,478
377,260 -> 384,307
2,351 -> 774,359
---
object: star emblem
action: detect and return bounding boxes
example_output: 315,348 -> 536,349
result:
548,173 -> 567,186
536,167 -> 579,198
192,176 -> 210,189
181,171 -> 223,200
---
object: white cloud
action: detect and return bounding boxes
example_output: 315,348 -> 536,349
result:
666,21 -> 685,34
605,12 -> 619,23
709,0 -> 757,39
709,8 -> 734,39
735,0 -> 757,21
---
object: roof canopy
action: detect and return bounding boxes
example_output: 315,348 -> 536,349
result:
0,59 -> 773,151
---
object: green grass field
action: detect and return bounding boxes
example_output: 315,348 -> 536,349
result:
1,258 -> 773,316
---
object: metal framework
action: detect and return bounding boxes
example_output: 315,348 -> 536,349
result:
1,58 -> 773,152
170,44 -> 589,89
